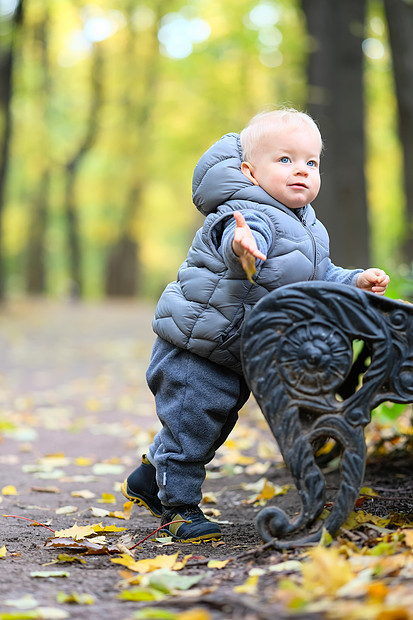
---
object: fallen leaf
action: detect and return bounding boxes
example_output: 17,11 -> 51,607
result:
109,501 -> 133,520
233,574 -> 259,594
55,505 -> 78,515
43,554 -> 86,566
56,591 -> 95,605
2,485 -> 17,496
0,545 -> 6,558
54,523 -> 97,540
74,456 -> 94,467
98,492 -> 116,504
93,523 -> 126,533
111,552 -> 180,573
30,571 -> 70,578
30,486 -> 61,494
3,594 -> 38,609
202,492 -> 218,505
44,537 -> 119,555
207,559 -> 231,569
70,489 -> 95,499
90,507 -> 110,517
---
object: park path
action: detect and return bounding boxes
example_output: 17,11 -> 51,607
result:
0,299 -> 274,620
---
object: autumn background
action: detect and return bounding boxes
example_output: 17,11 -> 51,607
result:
1,0 -> 413,303
2,2 -> 413,618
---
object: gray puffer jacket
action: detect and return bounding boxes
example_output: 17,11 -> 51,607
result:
152,133 -> 362,373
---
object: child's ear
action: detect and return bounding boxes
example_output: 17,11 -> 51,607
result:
241,162 -> 260,186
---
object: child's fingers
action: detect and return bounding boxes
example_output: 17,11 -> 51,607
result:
233,211 -> 246,228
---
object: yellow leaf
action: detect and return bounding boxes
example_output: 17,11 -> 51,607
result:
301,547 -> 355,597
93,523 -> 126,533
207,559 -> 231,569
173,554 -> 196,571
257,479 -> 276,501
74,457 -> 94,466
177,609 -> 212,620
109,501 -> 133,520
0,545 -> 6,558
98,493 -> 116,504
318,527 -> 333,547
239,253 -> 256,284
111,552 -> 180,573
233,574 -> 259,594
360,486 -> 379,497
342,511 -> 391,530
54,523 -> 99,540
367,581 -> 388,602
202,492 -> 218,505
2,485 -> 17,496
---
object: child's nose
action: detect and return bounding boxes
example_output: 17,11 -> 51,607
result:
294,164 -> 308,176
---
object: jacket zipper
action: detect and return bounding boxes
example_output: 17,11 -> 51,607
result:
298,212 -> 317,280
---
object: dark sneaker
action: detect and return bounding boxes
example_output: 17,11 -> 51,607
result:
121,454 -> 162,518
159,505 -> 221,543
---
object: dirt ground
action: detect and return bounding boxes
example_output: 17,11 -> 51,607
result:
0,299 -> 412,620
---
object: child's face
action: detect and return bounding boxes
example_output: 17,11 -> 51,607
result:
241,122 -> 321,209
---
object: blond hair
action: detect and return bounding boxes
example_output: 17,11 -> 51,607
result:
240,108 -> 322,162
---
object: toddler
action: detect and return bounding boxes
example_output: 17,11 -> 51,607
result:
122,109 -> 389,543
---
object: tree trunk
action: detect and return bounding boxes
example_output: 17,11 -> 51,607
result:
104,2 -> 163,297
383,0 -> 413,264
63,43 -> 103,297
25,5 -> 51,294
301,0 -> 369,268
26,170 -> 49,293
0,0 -> 24,301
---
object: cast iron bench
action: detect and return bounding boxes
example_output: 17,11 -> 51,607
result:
241,281 -> 413,549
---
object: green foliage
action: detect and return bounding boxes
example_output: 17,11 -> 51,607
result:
1,0 -> 408,298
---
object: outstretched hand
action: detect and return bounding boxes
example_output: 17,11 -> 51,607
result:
232,211 -> 267,261
357,268 -> 390,295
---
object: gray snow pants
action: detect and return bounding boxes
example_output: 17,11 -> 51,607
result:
147,337 -> 250,507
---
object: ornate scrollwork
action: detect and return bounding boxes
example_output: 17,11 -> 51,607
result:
278,321 -> 353,396
241,282 -> 413,548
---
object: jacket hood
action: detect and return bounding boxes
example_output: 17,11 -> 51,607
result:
191,132 -> 306,218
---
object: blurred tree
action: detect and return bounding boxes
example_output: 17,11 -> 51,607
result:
384,0 -> 413,264
63,41 -> 104,297
104,0 -> 164,297
25,3 -> 50,294
0,0 -> 23,300
302,0 -> 369,268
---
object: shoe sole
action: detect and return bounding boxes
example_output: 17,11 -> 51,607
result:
158,531 -> 222,543
120,480 -> 162,518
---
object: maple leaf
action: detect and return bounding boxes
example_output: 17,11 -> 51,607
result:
53,523 -> 98,540
44,537 -> 120,555
111,552 -> 180,573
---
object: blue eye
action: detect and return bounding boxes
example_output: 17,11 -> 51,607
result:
280,156 -> 290,163
307,160 -> 317,167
